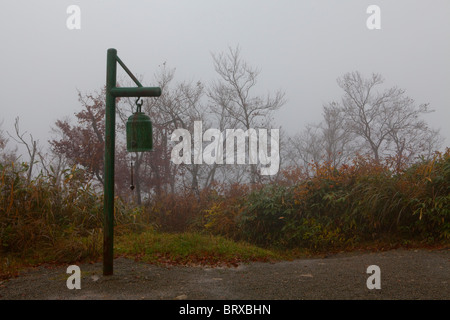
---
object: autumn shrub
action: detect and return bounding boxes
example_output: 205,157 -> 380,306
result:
215,151 -> 449,249
236,184 -> 296,246
279,163 -> 357,248
202,183 -> 250,239
146,189 -> 207,232
341,157 -> 401,236
0,162 -> 135,257
339,151 -> 449,241
284,152 -> 448,247
2,148 -> 447,261
397,150 -> 450,240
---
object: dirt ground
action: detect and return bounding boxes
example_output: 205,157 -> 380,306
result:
0,248 -> 448,300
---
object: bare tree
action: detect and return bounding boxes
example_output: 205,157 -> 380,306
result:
38,150 -> 68,188
209,45 -> 286,184
415,128 -> 444,161
0,121 -> 17,165
285,104 -> 356,176
8,117 -> 38,183
0,121 -> 6,151
170,79 -> 209,197
337,71 -> 438,164
388,124 -> 443,169
320,102 -> 356,167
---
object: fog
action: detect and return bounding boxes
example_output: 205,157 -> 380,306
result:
1,0 -> 449,156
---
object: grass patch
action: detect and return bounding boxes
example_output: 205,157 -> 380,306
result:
115,230 -> 281,267
0,230 -> 282,280
1,230 -> 446,281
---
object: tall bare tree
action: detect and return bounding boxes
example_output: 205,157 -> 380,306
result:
286,71 -> 441,175
209,45 -> 286,184
337,71 -> 439,164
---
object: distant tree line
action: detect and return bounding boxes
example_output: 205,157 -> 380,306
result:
0,46 -> 444,204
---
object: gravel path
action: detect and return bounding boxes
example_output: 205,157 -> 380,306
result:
0,248 -> 448,300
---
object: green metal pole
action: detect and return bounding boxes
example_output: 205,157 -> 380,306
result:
102,48 -> 161,276
103,48 -> 117,276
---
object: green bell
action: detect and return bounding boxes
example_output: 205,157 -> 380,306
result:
126,99 -> 152,152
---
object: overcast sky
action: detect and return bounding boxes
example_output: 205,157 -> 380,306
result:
1,0 -> 449,156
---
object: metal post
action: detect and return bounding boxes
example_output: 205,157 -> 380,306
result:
102,48 -> 161,276
103,48 -> 117,276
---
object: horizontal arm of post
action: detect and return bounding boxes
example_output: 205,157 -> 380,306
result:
110,87 -> 162,97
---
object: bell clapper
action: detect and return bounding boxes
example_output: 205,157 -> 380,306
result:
130,160 -> 135,191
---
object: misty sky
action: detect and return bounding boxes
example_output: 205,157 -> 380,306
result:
1,0 -> 449,156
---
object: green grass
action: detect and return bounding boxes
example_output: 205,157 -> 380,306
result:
0,230 -> 282,280
115,230 -> 282,266
2,229 -> 446,281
